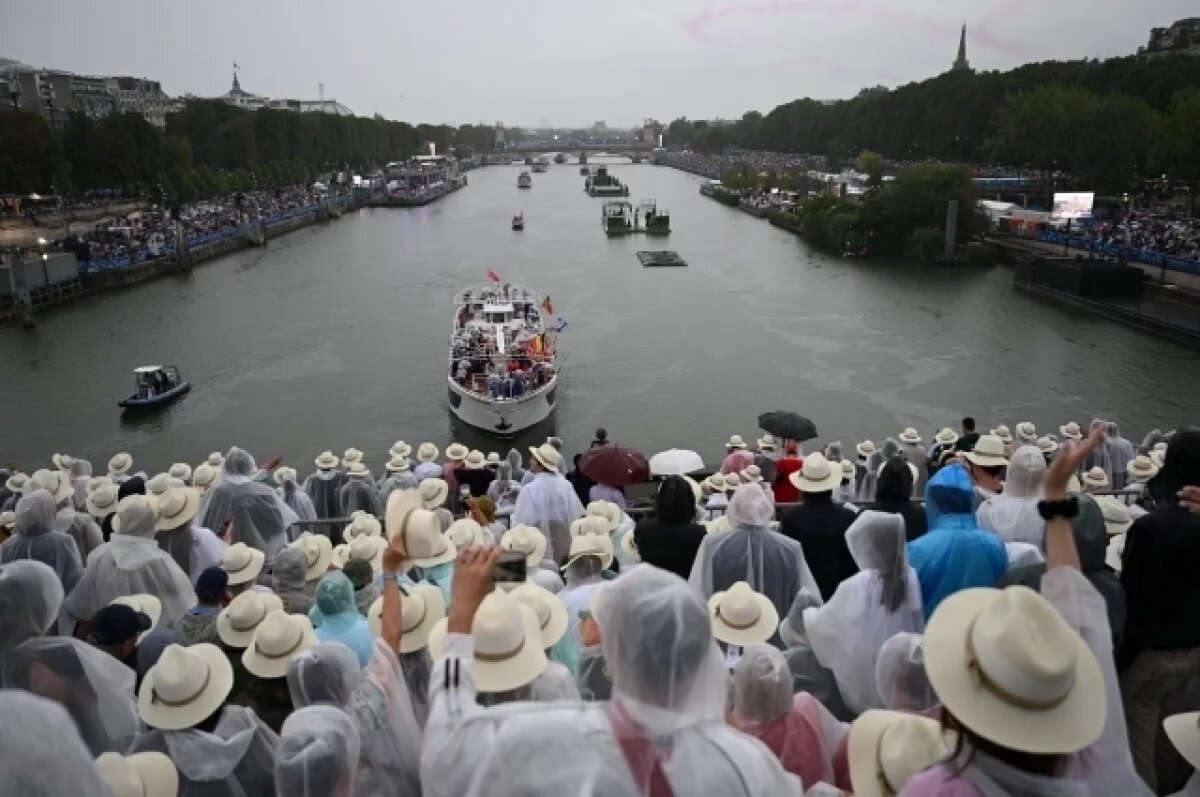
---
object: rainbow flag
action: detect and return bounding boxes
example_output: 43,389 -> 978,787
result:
487,269 -> 501,283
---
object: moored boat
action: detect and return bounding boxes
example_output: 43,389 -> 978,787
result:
602,201 -> 634,236
553,153 -> 566,164
517,171 -> 532,188
585,166 -> 630,197
637,199 -> 671,235
118,365 -> 190,410
531,156 -> 549,173
512,212 -> 524,231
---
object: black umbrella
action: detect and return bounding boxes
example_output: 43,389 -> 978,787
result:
758,411 -> 819,442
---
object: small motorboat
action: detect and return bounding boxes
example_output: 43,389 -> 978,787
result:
119,365 -> 191,410
512,213 -> 524,231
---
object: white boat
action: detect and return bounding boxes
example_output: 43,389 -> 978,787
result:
448,284 -> 560,435
517,171 -> 532,188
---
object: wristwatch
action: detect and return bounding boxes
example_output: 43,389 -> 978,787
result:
382,572 -> 400,583
1037,497 -> 1079,521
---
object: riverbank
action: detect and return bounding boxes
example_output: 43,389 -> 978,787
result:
0,200 -> 152,246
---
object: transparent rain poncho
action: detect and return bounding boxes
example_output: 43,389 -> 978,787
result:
0,559 -> 64,649
339,479 -> 382,519
379,472 -> 418,509
278,477 -> 317,522
198,448 -> 291,558
977,445 -> 1047,547
308,572 -> 374,666
778,589 -> 854,721
276,705 -> 361,797
0,691 -> 111,797
1,489 -> 83,596
689,484 -> 819,628
288,642 -> 362,708
874,631 -> 937,713
273,547 -> 315,615
856,449 -> 886,503
70,458 -> 93,512
731,644 -> 847,788
60,496 -> 197,628
302,468 -> 344,520
55,501 -> 104,564
506,449 -> 527,484
804,511 -> 924,714
512,472 -> 586,563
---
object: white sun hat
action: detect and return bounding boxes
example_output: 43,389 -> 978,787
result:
1059,421 -> 1084,441
391,506 -> 457,568
192,463 -> 219,490
384,455 -> 412,473
416,443 -> 439,463
501,525 -> 548,567
856,440 -> 878,458
389,440 -> 413,459
3,472 -> 28,495
1105,533 -> 1126,574
29,468 -> 74,504
51,452 -> 74,472
445,518 -> 486,549
290,534 -> 334,581
216,590 -> 284,648
418,478 -> 449,509
1165,712 -> 1200,773
898,428 -> 922,445
333,535 -> 387,571
314,451 -> 339,470
570,514 -> 612,540
585,500 -> 621,532
206,452 -> 224,468
0,511 -> 13,532
708,581 -> 779,647
222,542 -> 266,586
95,751 -> 179,797
155,488 -> 202,531
111,594 -> 163,644
341,448 -> 364,468
924,585 -> 1105,754
1150,450 -> 1165,470
272,466 -> 298,486
109,452 -> 134,477
242,610 -> 318,679
726,434 -> 747,450
1015,422 -> 1038,444
741,465 -> 764,484
619,529 -> 641,563
757,434 -> 778,452
789,453 -> 843,493
723,471 -> 742,488
1083,467 -> 1109,489
427,590 -> 549,693
528,443 -> 562,473
146,473 -> 174,497
934,428 -> 959,446
445,443 -> 470,462
139,643 -> 234,731
1126,454 -> 1158,482
1095,496 -> 1131,537
705,516 -> 732,535
963,435 -> 1009,468
565,532 -> 614,570
486,452 -> 501,466
168,463 -> 192,483
343,511 -> 383,540
990,425 -> 1014,445
462,450 -> 487,470
345,462 -> 370,480
366,582 -> 446,653
510,582 -> 569,649
86,475 -> 113,494
849,710 -> 952,797
707,473 -> 726,492
1036,437 -> 1059,455
86,482 -> 121,519
841,459 -> 856,479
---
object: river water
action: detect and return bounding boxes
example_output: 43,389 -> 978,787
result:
3,158 -> 1197,473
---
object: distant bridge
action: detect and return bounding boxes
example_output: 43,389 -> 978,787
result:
500,140 -> 655,154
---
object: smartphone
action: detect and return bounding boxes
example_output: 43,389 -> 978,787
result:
492,550 -> 528,584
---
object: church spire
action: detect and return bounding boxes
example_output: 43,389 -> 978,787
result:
952,23 -> 970,72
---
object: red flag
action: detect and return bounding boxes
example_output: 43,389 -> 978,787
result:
487,269 -> 501,283
541,296 -> 553,315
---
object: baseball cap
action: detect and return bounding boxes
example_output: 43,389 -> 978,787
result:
196,566 -> 230,603
88,604 -> 152,646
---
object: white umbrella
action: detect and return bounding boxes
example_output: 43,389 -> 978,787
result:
649,449 -> 705,476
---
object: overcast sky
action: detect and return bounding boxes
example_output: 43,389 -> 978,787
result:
3,1 -> 1195,128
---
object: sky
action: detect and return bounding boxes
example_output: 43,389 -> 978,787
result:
2,1 -> 1195,128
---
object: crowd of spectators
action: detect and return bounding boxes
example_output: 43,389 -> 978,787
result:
1080,212 -> 1200,263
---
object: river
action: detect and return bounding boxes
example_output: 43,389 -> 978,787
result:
2,158 -> 1196,473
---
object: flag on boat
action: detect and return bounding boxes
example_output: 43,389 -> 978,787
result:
554,317 -> 568,333
531,334 -> 544,355
487,269 -> 501,283
542,296 -> 553,314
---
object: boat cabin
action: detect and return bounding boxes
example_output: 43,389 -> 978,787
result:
133,365 -> 181,399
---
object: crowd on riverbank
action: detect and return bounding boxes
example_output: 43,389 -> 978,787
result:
1080,212 -> 1200,264
1,416 -> 1198,796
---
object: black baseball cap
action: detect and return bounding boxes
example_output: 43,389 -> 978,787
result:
88,604 -> 152,646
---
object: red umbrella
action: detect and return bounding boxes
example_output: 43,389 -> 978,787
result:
578,445 -> 650,487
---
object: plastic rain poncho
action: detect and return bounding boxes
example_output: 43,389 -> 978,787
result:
731,645 -> 848,788
506,449 -> 527,484
288,642 -> 361,708
420,564 -> 799,797
1107,423 -> 1135,491
689,484 -> 820,630
907,464 -> 1008,619
778,588 -> 854,721
977,445 -> 1047,548
1,489 -> 83,596
0,559 -> 63,649
512,472 -> 586,563
0,691 -> 111,797
1083,418 -> 1114,487
339,479 -> 382,519
61,496 -> 197,628
273,547 -> 315,615
303,469 -> 343,520
804,511 -> 923,714
277,478 -> 317,522
276,705 -> 361,797
198,448 -> 291,558
128,704 -> 279,797
856,449 -> 886,503
308,572 -> 374,666
56,502 -> 104,563
379,472 -> 418,509
70,458 -> 93,512
874,631 -> 936,713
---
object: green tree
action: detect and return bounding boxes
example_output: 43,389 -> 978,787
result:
1076,93 -> 1153,194
1152,88 -> 1200,214
856,150 -> 885,187
988,84 -> 1097,179
666,117 -> 695,147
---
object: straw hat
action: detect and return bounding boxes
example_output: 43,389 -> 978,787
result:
428,590 -> 548,693
222,542 -> 265,586
757,434 -> 778,452
841,459 -> 856,479
726,434 -> 747,450
849,710 -> 952,797
445,518 -> 487,549
216,591 -> 284,648
706,516 -> 732,534
384,455 -> 412,473
4,472 -> 28,495
111,594 -> 163,644
139,643 -> 234,731
463,450 -> 488,470
1165,713 -> 1200,772
1082,467 -> 1109,489
528,443 -> 561,473
272,466 -> 298,486
145,473 -> 173,497
418,478 -> 449,509
51,452 -> 74,471
500,525 -> 548,567
1126,455 -> 1158,482
1150,450 -> 1165,469
741,465 -> 764,484
1095,496 -> 1131,537
620,529 -> 641,563
708,581 -> 779,647
86,482 -> 121,519
707,473 -> 726,492
345,462 -> 370,479
29,468 -> 74,504
1154,441 -> 1168,455
392,506 -> 457,568
343,511 -> 383,540
109,452 -> 133,477
416,443 -> 439,463
511,582 -> 569,648
565,532 -> 614,570
963,435 -> 1008,468
333,534 -> 387,571
168,463 -> 192,483
723,471 -> 742,489
1059,421 -> 1083,441
898,428 -> 922,445
445,443 -> 470,462
1037,437 -> 1059,455
341,448 -> 364,467
155,488 -> 201,531
789,453 -> 843,493
924,585 -> 1105,754
570,514 -> 612,540
1105,532 -> 1126,573
486,452 -> 502,466
856,440 -> 877,458
206,452 -> 224,468
1015,422 -> 1038,444
290,534 -> 334,581
314,450 -> 339,470
95,751 -> 179,797
86,475 -> 113,494
389,440 -> 413,460
585,500 -> 621,532
242,610 -> 317,679
366,583 -> 446,653
110,494 -> 157,534
192,463 -> 218,489
990,425 -> 1014,445
0,511 -> 13,532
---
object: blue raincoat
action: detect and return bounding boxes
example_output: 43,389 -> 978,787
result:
308,571 -> 374,666
907,464 -> 1007,619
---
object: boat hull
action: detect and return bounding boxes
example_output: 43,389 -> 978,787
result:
448,376 -> 557,435
118,381 -> 191,410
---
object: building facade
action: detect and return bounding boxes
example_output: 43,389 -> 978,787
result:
1143,18 -> 1200,55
